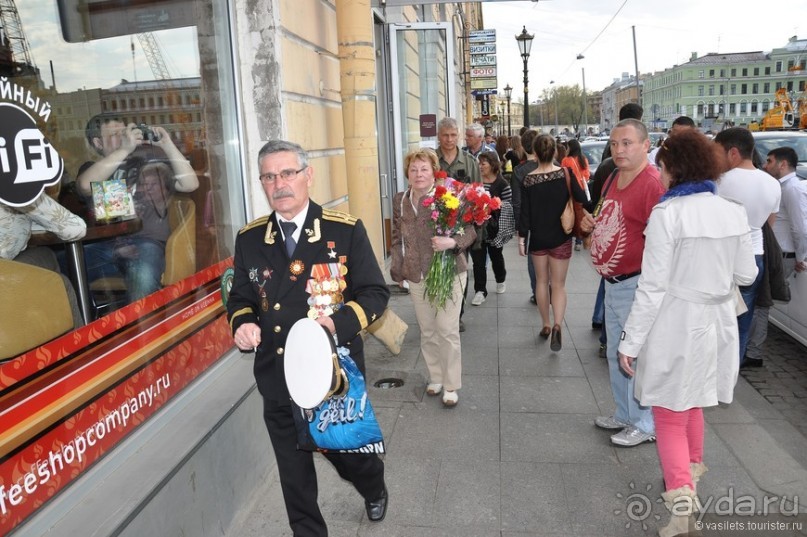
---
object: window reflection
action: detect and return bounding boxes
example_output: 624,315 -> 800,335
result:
1,0 -> 241,346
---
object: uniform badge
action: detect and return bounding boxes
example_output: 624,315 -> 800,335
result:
289,259 -> 305,281
304,218 -> 321,243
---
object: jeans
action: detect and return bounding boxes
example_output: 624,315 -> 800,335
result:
653,407 -> 704,492
84,237 -> 166,302
592,277 -> 606,344
470,244 -> 506,295
737,255 -> 764,363
526,233 -> 536,298
605,276 -> 654,434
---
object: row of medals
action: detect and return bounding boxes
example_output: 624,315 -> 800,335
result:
307,276 -> 348,319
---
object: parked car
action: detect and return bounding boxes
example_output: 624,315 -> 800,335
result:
751,131 -> 807,180
580,140 -> 607,175
648,132 -> 666,152
751,131 -> 807,348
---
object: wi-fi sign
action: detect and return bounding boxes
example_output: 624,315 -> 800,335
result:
0,102 -> 64,207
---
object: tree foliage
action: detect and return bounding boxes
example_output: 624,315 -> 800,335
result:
529,84 -> 599,134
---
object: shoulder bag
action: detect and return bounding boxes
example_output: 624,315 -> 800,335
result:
561,167 -> 589,238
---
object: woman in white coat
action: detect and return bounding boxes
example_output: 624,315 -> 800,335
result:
617,129 -> 758,537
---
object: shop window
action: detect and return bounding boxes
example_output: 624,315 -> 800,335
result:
0,2 -> 246,532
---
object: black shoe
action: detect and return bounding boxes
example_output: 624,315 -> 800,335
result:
459,320 -> 466,333
741,357 -> 764,368
591,322 -> 603,330
550,325 -> 562,351
529,295 -> 536,304
598,343 -> 607,358
365,487 -> 388,522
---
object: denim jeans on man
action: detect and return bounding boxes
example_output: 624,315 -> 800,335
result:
592,277 -> 606,345
84,237 -> 166,302
737,254 -> 764,363
605,275 -> 654,434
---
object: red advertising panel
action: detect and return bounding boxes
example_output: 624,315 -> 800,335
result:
0,260 -> 235,534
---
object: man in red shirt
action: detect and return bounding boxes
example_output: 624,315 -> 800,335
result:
590,118 -> 666,447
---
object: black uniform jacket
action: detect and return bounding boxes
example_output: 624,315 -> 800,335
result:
227,202 -> 390,403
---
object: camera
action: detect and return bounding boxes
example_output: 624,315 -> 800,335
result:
136,124 -> 161,143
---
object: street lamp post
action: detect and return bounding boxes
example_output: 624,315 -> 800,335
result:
550,80 -> 558,135
577,54 -> 587,137
515,26 -> 534,129
504,83 -> 513,136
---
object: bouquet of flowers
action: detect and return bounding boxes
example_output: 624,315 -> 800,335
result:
421,171 -> 501,309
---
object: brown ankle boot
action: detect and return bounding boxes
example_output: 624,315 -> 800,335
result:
659,486 -> 701,537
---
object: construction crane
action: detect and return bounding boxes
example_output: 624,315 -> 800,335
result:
0,0 -> 36,77
137,32 -> 172,81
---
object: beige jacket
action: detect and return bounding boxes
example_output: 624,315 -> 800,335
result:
390,189 -> 476,283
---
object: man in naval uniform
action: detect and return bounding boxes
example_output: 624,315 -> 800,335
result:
226,140 -> 390,536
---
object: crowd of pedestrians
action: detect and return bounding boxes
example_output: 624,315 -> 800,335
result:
388,108 -> 804,537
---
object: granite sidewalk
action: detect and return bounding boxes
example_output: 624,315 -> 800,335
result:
228,242 -> 807,536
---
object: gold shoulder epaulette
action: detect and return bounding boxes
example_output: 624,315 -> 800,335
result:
239,215 -> 270,234
322,208 -> 358,226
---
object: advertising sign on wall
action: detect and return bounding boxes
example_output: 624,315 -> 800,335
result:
469,29 -> 497,97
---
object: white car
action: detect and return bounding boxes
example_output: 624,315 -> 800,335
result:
752,131 -> 807,347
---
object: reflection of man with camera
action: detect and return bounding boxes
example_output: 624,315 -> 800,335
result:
76,114 -> 198,304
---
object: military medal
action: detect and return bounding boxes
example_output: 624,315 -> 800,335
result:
260,291 -> 269,312
289,259 -> 305,281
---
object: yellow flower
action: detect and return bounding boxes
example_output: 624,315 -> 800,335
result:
443,194 -> 460,210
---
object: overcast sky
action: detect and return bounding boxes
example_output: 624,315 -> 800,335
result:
482,0 -> 805,103
18,0 -> 198,93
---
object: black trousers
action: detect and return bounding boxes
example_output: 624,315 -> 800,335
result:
470,244 -> 506,295
262,399 -> 385,537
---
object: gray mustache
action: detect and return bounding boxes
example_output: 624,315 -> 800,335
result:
272,190 -> 294,200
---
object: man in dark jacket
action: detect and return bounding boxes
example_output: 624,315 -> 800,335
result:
227,140 -> 389,536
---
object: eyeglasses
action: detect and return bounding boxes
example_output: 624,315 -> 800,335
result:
259,166 -> 307,184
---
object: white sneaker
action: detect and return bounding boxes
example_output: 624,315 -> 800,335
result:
594,415 -> 628,430
611,426 -> 656,447
442,390 -> 458,407
426,383 -> 443,396
471,291 -> 486,306
496,282 -> 506,294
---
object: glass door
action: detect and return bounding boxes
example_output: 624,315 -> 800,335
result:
387,22 -> 456,194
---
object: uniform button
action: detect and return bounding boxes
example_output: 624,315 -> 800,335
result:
276,347 -> 284,355
273,303 -> 281,311
273,326 -> 281,333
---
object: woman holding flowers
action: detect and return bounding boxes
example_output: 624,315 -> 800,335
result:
390,148 -> 477,407
518,134 -> 589,351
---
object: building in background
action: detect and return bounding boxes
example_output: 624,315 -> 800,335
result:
642,36 -> 807,131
